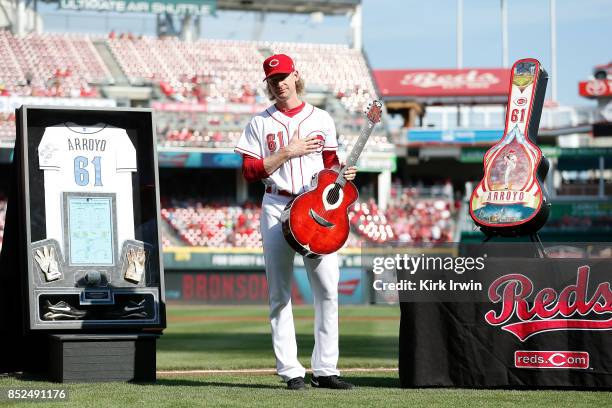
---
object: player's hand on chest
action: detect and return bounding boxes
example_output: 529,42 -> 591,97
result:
265,127 -> 325,158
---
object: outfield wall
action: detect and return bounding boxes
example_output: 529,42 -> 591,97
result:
164,268 -> 369,305
163,249 -> 369,305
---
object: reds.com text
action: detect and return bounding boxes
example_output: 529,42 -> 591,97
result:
515,351 -> 589,369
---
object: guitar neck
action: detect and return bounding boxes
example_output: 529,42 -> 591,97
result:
335,121 -> 376,185
503,59 -> 548,143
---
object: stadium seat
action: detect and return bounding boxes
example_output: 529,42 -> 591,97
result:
158,189 -> 458,249
0,31 -> 111,98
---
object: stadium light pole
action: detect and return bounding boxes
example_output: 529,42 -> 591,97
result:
456,0 -> 463,127
252,11 -> 265,41
350,4 -> 362,50
14,0 -> 26,36
501,0 -> 508,67
550,0 -> 557,102
456,0 -> 463,69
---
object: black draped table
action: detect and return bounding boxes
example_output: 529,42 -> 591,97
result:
399,301 -> 612,388
390,244 -> 612,389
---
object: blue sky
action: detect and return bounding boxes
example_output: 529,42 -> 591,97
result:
40,0 -> 611,106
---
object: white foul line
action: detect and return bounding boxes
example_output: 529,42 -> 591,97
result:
158,367 -> 398,376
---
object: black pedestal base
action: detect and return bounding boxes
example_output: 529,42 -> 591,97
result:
48,333 -> 158,382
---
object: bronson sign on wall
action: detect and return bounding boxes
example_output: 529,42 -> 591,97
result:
373,68 -> 511,102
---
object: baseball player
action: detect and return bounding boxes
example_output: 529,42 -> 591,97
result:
503,149 -> 518,190
234,54 -> 357,390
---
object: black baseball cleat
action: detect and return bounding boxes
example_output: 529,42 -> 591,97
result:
107,299 -> 148,319
43,300 -> 87,320
286,377 -> 306,390
310,375 -> 355,390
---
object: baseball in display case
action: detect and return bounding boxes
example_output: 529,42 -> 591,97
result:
14,106 -> 166,330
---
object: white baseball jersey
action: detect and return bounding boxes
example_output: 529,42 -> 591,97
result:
38,122 -> 137,264
234,102 -> 338,194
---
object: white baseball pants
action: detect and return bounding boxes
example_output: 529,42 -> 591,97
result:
260,193 -> 341,381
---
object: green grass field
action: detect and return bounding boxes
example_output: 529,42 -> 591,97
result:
0,304 -> 610,407
158,304 -> 400,370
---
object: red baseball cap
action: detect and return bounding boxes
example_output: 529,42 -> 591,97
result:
263,54 -> 295,81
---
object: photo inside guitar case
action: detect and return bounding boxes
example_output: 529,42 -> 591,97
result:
469,58 -> 551,237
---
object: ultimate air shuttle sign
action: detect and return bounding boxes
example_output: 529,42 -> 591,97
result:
59,0 -> 216,15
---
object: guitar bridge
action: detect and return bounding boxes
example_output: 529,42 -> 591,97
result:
309,209 -> 335,228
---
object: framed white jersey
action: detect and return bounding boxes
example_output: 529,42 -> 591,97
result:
38,122 -> 137,264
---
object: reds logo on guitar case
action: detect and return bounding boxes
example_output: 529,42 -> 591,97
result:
469,58 -> 550,237
281,101 -> 383,258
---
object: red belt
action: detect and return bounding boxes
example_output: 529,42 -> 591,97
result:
265,186 -> 296,198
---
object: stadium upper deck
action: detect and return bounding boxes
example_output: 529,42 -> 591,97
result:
0,31 -> 376,111
0,31 -> 111,97
0,30 -> 392,152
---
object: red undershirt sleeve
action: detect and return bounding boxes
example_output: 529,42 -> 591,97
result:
243,151 -> 337,182
322,150 -> 340,169
241,155 -> 269,182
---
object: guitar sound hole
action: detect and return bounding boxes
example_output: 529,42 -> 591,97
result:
327,185 -> 340,206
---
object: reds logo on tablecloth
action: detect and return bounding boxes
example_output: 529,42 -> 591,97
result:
485,265 -> 612,341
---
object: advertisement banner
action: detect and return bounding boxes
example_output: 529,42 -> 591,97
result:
578,80 -> 612,97
374,68 -> 511,98
157,151 -> 243,168
163,249 -> 363,270
58,0 -> 216,16
164,268 -> 367,305
461,146 -> 560,163
0,96 -> 115,113
152,101 -> 267,113
165,271 -> 272,304
293,267 -> 366,305
406,129 -> 503,145
356,153 -> 396,172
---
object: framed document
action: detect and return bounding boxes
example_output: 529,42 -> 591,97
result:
65,194 -> 117,266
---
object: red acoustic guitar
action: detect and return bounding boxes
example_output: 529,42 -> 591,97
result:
469,58 -> 550,238
282,101 -> 383,258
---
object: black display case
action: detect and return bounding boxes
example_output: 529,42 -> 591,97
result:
0,106 -> 166,380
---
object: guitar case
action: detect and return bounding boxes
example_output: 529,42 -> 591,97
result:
469,58 -> 550,237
